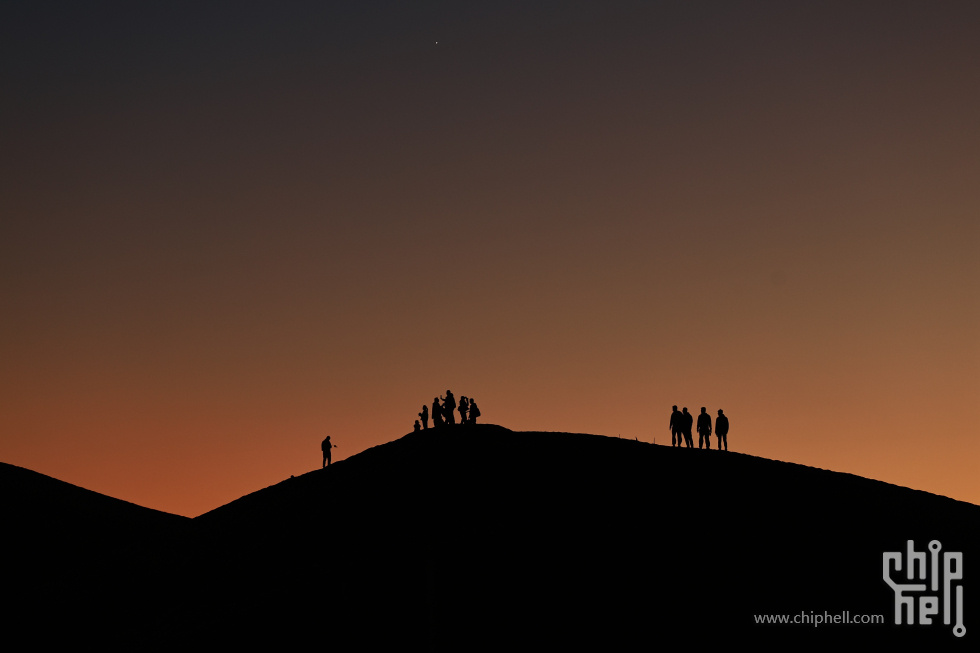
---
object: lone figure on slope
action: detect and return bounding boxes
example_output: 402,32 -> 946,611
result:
322,435 -> 337,468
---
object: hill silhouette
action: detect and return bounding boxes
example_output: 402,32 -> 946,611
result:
1,462 -> 191,645
4,426 -> 977,649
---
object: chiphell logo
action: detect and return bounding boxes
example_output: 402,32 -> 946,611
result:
883,540 -> 965,637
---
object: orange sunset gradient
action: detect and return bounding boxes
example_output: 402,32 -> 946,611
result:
1,2 -> 977,516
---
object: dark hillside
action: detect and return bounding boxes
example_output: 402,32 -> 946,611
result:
4,427 -> 975,648
1,462 -> 191,644
189,425 -> 979,649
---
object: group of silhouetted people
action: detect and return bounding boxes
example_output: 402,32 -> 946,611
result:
414,389 -> 480,431
669,405 -> 729,450
323,397 -> 727,470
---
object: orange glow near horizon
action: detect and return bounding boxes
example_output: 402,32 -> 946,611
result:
1,3 -> 977,517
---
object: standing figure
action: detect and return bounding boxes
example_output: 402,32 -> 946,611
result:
443,390 -> 457,425
432,397 -> 444,428
715,409 -> 729,451
669,405 -> 683,447
468,399 -> 480,424
697,407 -> 712,449
459,396 -> 469,424
419,404 -> 429,430
682,407 -> 694,448
321,436 -> 336,468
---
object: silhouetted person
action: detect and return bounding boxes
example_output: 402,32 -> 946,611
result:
459,396 -> 469,424
419,404 -> 429,429
682,407 -> 694,448
468,399 -> 480,424
432,397 -> 444,428
414,420 -> 421,432
716,409 -> 729,451
669,405 -> 683,447
697,407 -> 712,449
444,390 -> 456,425
321,436 -> 336,468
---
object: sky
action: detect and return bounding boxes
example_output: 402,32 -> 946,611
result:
1,1 -> 977,518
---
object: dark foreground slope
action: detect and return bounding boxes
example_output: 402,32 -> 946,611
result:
1,462 -> 191,643
190,426 -> 978,650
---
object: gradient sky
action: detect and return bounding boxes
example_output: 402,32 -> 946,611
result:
2,1 -> 977,517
